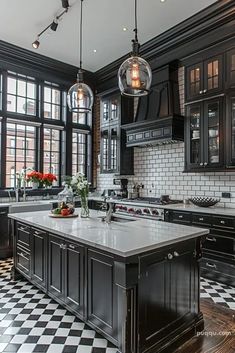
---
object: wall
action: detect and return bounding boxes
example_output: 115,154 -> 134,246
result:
95,67 -> 235,209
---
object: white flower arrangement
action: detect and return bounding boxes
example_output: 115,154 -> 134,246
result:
71,173 -> 89,197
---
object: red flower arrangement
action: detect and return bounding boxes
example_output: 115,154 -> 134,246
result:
26,171 -> 57,187
26,171 -> 43,183
42,173 -> 57,187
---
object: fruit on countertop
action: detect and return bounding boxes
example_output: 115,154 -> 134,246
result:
51,202 -> 75,216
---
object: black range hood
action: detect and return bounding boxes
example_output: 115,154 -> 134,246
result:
122,63 -> 184,147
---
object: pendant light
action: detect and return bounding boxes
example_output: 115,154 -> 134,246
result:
67,0 -> 94,113
118,0 -> 152,97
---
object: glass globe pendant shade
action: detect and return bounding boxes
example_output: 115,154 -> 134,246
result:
118,55 -> 152,97
67,74 -> 94,113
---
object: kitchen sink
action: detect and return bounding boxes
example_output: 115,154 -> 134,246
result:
98,215 -> 136,223
9,201 -> 52,214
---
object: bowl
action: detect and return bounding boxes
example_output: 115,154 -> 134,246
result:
189,197 -> 220,207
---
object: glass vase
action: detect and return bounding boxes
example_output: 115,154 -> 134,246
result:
80,195 -> 89,218
32,181 -> 39,190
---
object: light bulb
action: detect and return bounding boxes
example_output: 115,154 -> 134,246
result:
77,88 -> 84,101
130,62 -> 141,88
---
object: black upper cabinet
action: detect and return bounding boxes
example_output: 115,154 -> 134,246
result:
185,55 -> 223,102
226,94 -> 235,167
100,93 -> 134,175
185,97 -> 224,171
226,48 -> 235,89
0,208 -> 11,259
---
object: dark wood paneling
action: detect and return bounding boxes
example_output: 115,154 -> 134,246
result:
48,234 -> 64,299
31,228 -> 47,290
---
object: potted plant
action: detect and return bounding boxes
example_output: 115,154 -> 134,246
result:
42,173 -> 57,188
26,171 -> 43,189
71,173 -> 90,218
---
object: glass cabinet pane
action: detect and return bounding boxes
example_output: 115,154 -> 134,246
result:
102,130 -> 109,171
103,102 -> 109,122
207,59 -> 219,91
110,128 -> 117,170
189,67 -> 201,97
110,98 -> 119,120
231,99 -> 235,161
189,106 -> 201,165
207,102 -> 219,164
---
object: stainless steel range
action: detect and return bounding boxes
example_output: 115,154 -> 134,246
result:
114,197 -> 183,221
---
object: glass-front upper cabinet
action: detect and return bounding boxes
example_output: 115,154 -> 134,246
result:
101,94 -> 120,125
227,48 -> 235,88
226,95 -> 235,167
186,103 -> 203,169
185,98 -> 223,171
204,98 -> 223,168
185,55 -> 223,102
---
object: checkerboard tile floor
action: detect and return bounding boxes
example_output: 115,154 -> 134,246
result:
0,260 -> 234,352
0,259 -> 117,353
200,277 -> 235,310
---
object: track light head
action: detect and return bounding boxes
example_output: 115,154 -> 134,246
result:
50,20 -> 58,31
32,38 -> 40,49
61,0 -> 69,8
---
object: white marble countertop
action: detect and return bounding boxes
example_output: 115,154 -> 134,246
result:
9,209 -> 208,257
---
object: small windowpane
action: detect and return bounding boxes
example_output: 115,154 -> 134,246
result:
44,84 -> 61,120
27,82 -> 36,99
18,80 -> 26,97
17,97 -> 26,114
72,131 -> 87,175
7,77 -> 17,94
7,95 -> 16,112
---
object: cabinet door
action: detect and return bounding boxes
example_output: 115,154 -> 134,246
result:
64,242 -> 84,317
48,234 -> 64,300
101,100 -> 110,123
226,95 -> 235,166
31,228 -> 47,290
186,63 -> 203,101
110,96 -> 120,122
204,56 -> 223,95
185,102 -> 203,170
110,126 -> 118,172
226,48 -> 235,88
87,249 -> 117,339
0,209 -> 11,259
203,98 -> 223,168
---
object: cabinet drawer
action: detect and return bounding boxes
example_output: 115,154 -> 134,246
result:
192,214 -> 211,227
201,257 -> 235,286
17,223 -> 30,248
171,211 -> 191,224
16,246 -> 30,277
203,234 -> 235,255
212,216 -> 235,230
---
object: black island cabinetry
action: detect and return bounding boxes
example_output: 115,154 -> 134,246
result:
12,219 -> 204,353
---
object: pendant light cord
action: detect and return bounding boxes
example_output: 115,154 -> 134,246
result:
79,0 -> 83,70
134,0 -> 138,42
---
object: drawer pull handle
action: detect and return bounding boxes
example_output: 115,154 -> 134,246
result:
206,236 -> 216,242
0,211 -> 7,215
206,262 -> 217,269
69,244 -> 76,250
167,253 -> 173,260
199,218 -> 204,221
19,227 -> 26,231
220,220 -> 225,224
34,231 -> 42,236
173,251 -> 179,257
178,215 -> 183,219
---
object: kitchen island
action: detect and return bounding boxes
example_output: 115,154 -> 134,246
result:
9,209 -> 209,353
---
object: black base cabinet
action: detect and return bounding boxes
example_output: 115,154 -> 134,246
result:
0,207 -> 12,260
12,220 -> 204,353
164,209 -> 235,287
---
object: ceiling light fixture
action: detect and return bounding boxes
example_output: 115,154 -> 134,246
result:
118,0 -> 152,96
62,0 -> 69,8
93,49 -> 97,53
67,0 -> 94,113
122,27 -> 127,31
32,7 -> 68,49
50,19 -> 58,32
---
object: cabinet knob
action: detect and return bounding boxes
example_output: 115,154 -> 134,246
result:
178,215 -> 183,219
220,220 -> 225,224
200,163 -> 203,166
173,251 -> 179,257
199,217 -> 204,221
167,253 -> 173,260
203,89 -> 207,93
204,162 -> 208,166
199,90 -> 203,94
69,244 -> 76,250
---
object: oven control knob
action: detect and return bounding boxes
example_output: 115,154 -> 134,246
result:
152,209 -> 159,215
135,209 -> 142,215
128,208 -> 135,213
122,206 -> 127,211
143,208 -> 150,214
